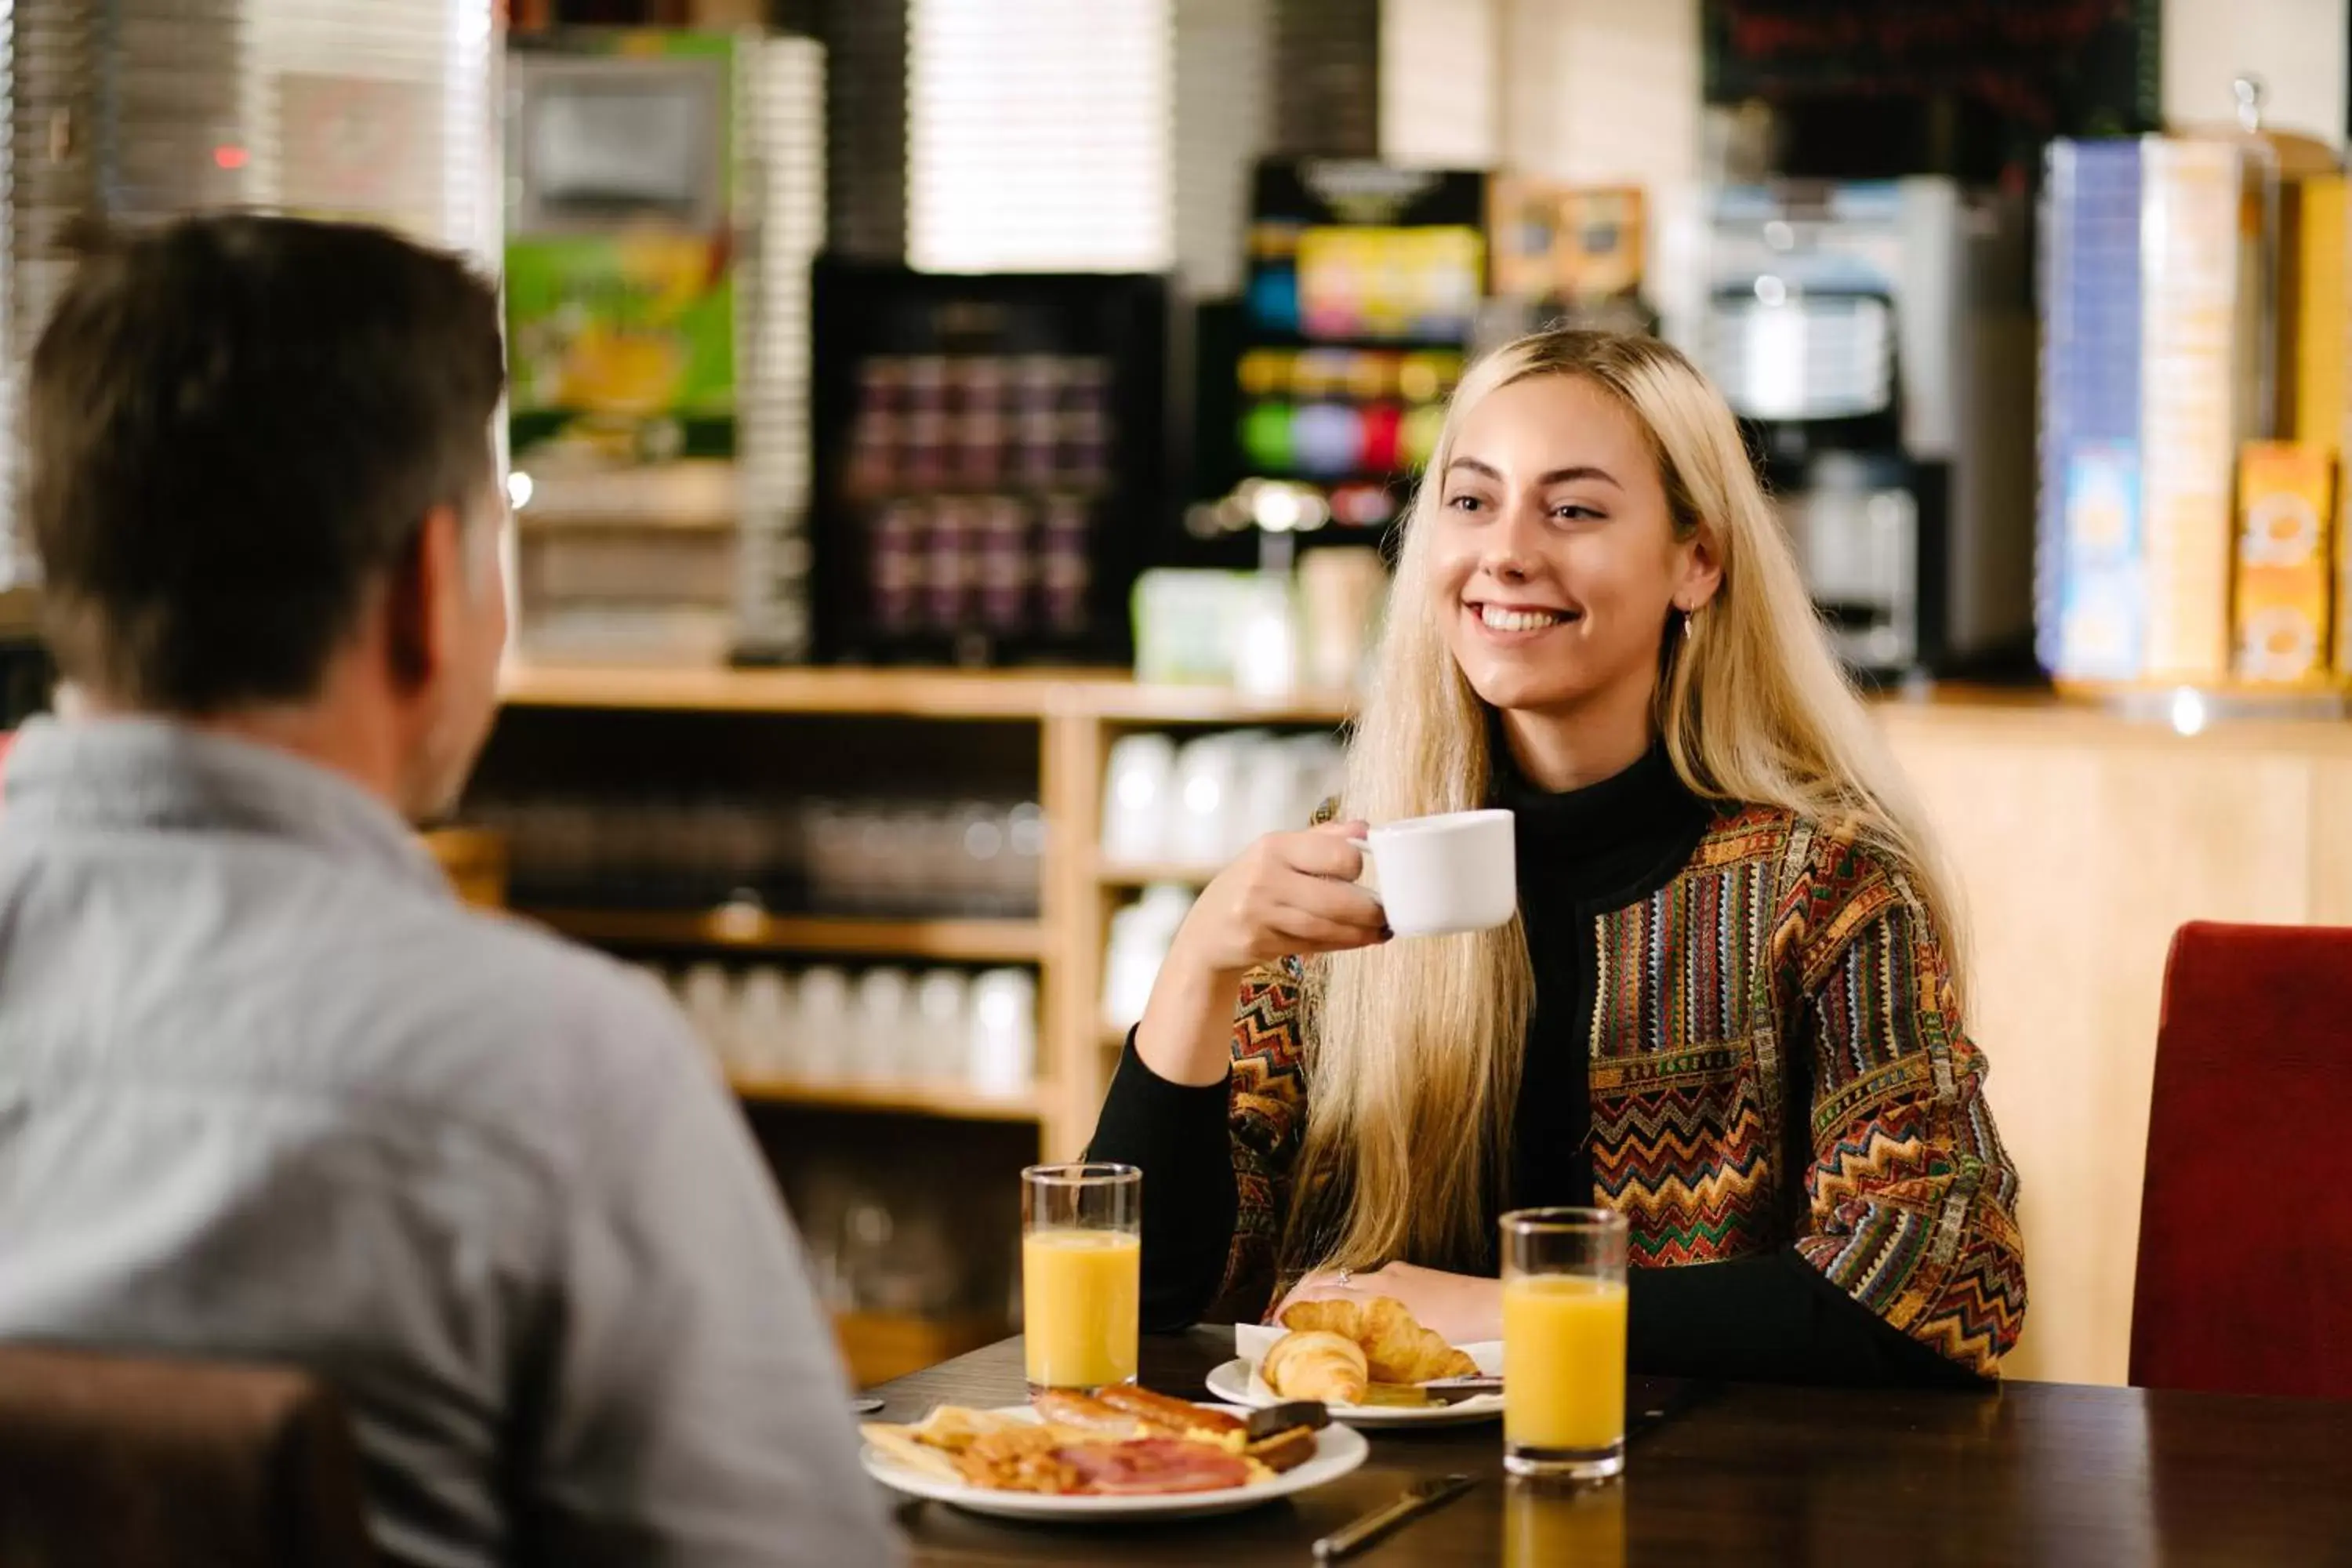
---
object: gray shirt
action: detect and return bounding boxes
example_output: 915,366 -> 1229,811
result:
0,718 -> 903,1568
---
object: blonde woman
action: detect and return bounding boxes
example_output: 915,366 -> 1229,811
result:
1089,329 -> 2025,1385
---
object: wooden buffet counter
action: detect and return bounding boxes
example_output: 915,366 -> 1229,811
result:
492,662 -> 2352,1388
1875,694 -> 2352,1385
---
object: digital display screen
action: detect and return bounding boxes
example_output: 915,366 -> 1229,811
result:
521,69 -> 716,224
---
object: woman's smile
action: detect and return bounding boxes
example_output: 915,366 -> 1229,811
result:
1465,599 -> 1582,642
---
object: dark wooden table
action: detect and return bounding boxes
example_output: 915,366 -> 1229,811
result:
866,1330 -> 2352,1566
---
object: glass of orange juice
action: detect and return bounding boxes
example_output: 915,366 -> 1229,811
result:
1501,1207 -> 1630,1482
1022,1163 -> 1142,1394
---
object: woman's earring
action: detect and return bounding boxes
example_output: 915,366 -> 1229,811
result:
1679,605 -> 1698,642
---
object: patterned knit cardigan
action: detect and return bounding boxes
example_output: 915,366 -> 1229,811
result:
1217,804 -> 2029,1377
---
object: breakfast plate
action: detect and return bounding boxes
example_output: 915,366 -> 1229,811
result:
860,1400 -> 1370,1521
1206,1325 -> 1507,1428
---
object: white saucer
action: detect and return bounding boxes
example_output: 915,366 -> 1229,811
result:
1207,1327 -> 1507,1428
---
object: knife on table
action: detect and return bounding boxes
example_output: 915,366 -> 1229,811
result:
1312,1474 -> 1475,1561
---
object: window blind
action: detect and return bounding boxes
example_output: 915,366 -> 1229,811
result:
906,0 -> 1174,273
1379,0 -> 1700,187
1380,0 -> 1501,169
0,0 -> 502,589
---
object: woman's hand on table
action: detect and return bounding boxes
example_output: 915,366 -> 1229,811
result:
1275,1261 -> 1503,1345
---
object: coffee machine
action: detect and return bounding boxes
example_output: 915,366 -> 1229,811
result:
1682,179 -> 2035,681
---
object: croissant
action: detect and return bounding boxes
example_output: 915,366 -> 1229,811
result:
1261,1329 -> 1370,1404
1360,1296 -> 1479,1383
1277,1295 -> 1478,1385
1275,1298 -> 1359,1341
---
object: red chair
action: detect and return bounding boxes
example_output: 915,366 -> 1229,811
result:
2129,921 -> 2352,1399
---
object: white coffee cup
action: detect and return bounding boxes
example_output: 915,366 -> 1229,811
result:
967,968 -> 1038,1096
912,969 -> 971,1079
678,964 -> 738,1063
1100,733 -> 1177,864
1352,809 -> 1517,938
795,967 -> 853,1080
854,967 -> 914,1080
732,966 -> 795,1078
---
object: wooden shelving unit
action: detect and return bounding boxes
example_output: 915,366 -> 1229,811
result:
484,662 -> 1355,1388
1073,683 -> 1355,727
521,906 -> 1046,963
728,1072 -> 1040,1122
488,667 -> 1360,1149
1092,858 -> 1221,888
499,661 -> 1080,720
498,660 -> 1352,728
488,666 -> 1355,1150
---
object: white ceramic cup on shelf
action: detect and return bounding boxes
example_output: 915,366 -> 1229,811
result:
733,966 -> 795,1079
1352,809 -> 1518,938
854,967 -> 914,1080
795,967 -> 854,1080
967,968 -> 1037,1097
912,969 -> 971,1079
1100,734 -> 1177,865
1167,734 -> 1247,867
678,963 -> 738,1065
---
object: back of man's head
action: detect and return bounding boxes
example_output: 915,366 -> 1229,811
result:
27,213 -> 506,714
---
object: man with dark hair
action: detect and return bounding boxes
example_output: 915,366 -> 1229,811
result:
0,215 -> 900,1567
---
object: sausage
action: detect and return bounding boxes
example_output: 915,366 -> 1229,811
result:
1030,1389 -> 1142,1435
1094,1384 -> 1246,1438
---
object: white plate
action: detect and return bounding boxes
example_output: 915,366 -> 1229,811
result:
860,1402 -> 1370,1521
1203,1325 -> 1507,1428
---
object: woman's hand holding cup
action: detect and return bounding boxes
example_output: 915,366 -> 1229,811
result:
1171,819 -> 1389,975
1134,821 -> 1386,1087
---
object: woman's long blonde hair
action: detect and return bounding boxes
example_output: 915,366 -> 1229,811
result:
1290,328 -> 1965,1278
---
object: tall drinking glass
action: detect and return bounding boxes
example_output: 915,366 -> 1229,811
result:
1501,1207 -> 1630,1481
1022,1163 -> 1141,1395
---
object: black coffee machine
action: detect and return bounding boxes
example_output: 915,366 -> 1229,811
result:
1687,179 -> 2036,682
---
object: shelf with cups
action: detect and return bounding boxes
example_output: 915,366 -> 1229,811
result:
654,955 -> 1044,1131
520,905 -> 1047,964
473,672 -> 1364,1310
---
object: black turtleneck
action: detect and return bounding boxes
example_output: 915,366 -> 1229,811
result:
1495,741 -> 1710,1229
1088,738 -> 1980,1388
